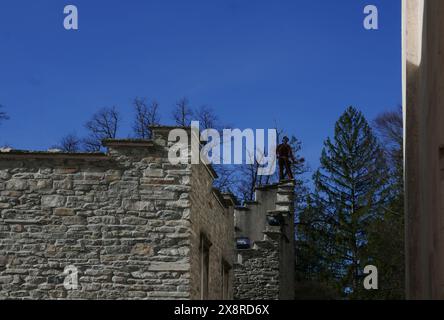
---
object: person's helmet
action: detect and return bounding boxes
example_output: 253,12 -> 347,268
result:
283,136 -> 289,142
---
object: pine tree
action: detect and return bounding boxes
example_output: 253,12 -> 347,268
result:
311,106 -> 389,298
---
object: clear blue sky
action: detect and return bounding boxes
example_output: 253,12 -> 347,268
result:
0,0 -> 401,172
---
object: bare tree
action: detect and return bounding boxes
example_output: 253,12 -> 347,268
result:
195,105 -> 218,130
373,106 -> 404,200
365,107 -> 405,299
373,106 -> 403,165
213,165 -> 240,194
83,106 -> 121,151
55,133 -> 82,152
172,97 -> 193,126
0,105 -> 9,125
132,97 -> 160,139
232,125 -> 308,203
233,122 -> 285,198
235,152 -> 264,201
192,105 -> 239,193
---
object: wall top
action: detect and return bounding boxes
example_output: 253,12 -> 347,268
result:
102,139 -> 154,148
0,150 -> 108,161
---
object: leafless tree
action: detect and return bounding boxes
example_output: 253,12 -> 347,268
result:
132,97 -> 160,139
195,105 -> 219,130
83,106 -> 121,151
172,97 -> 193,126
234,151 -> 264,201
191,105 -> 239,193
213,165 -> 239,194
232,126 -> 282,200
55,133 -> 82,152
232,124 -> 308,203
373,106 -> 403,164
0,105 -> 9,125
373,106 -> 404,193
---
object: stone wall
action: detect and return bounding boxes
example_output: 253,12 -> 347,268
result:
0,127 -> 233,300
189,163 -> 235,300
233,181 -> 295,300
233,240 -> 280,300
0,124 -> 294,300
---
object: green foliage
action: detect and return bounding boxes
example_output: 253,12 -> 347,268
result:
295,106 -> 404,299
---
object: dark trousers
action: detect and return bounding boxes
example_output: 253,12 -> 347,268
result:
278,158 -> 293,180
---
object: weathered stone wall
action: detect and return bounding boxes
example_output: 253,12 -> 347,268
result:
0,128 -> 197,299
0,124 -> 291,300
233,181 -> 295,300
0,146 -> 192,299
0,126 -> 236,300
233,241 -> 280,300
189,163 -> 234,300
276,182 -> 296,299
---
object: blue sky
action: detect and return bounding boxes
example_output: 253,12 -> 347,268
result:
0,0 -> 401,172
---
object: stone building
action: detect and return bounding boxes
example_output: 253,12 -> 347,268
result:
403,0 -> 444,299
0,127 -> 235,299
0,126 -> 295,299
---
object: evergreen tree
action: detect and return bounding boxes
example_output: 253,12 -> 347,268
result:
310,106 -> 388,297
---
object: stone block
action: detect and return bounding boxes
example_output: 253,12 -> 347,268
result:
41,195 -> 66,208
6,179 -> 28,191
54,208 -> 75,216
143,168 -> 164,177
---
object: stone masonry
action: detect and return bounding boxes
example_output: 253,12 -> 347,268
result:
233,181 -> 295,300
0,125 -> 295,300
0,126 -> 234,299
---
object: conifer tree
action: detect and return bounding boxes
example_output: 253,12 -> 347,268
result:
311,106 -> 388,297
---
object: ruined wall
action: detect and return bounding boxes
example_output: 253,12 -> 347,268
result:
0,126 -> 235,300
233,181 -> 295,300
403,0 -> 444,299
233,240 -> 280,300
0,128 -> 210,299
189,164 -> 234,300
